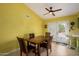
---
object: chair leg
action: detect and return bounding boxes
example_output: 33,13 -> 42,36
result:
20,50 -> 22,56
25,53 -> 28,56
47,44 -> 49,56
47,48 -> 48,56
26,51 -> 28,56
38,44 -> 40,56
35,45 -> 37,56
50,44 -> 52,52
35,52 -> 37,56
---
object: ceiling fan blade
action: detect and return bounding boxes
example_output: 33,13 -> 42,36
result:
44,12 -> 50,15
45,8 -> 50,11
53,9 -> 62,12
52,12 -> 55,16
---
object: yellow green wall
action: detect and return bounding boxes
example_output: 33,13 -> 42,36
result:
0,4 -> 43,53
44,14 -> 77,24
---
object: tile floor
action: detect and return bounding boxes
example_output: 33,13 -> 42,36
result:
6,42 -> 79,56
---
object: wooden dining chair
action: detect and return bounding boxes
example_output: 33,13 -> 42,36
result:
28,33 -> 38,55
40,32 -> 53,56
45,32 -> 52,50
17,37 -> 28,56
17,37 -> 37,56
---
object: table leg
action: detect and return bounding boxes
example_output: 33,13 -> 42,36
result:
35,44 -> 38,56
47,41 -> 49,56
38,44 -> 40,56
27,41 -> 29,51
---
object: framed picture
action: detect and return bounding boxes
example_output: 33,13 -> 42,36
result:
44,24 -> 47,28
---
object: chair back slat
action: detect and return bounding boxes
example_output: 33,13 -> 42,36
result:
17,37 -> 27,54
29,33 -> 35,39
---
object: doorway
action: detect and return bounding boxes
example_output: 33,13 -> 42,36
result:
48,21 -> 69,44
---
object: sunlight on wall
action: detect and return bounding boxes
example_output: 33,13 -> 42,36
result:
0,4 -> 43,53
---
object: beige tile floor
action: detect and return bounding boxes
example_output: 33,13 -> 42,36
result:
6,42 -> 79,56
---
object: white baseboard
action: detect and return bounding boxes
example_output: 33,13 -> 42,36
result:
0,48 -> 20,56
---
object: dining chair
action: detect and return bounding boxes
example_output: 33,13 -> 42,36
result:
17,37 -> 37,56
27,33 -> 38,55
17,37 -> 28,56
40,32 -> 53,56
28,33 -> 35,48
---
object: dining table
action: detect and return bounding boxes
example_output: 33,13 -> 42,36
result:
23,36 -> 50,56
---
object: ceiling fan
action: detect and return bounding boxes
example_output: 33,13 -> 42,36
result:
44,6 -> 62,16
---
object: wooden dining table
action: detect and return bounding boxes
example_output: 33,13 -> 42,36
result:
23,36 -> 49,56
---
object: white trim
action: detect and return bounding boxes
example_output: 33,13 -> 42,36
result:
0,48 -> 20,56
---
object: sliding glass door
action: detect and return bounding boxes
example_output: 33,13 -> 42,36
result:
48,21 -> 69,44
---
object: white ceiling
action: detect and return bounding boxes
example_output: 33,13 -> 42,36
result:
26,3 -> 79,19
